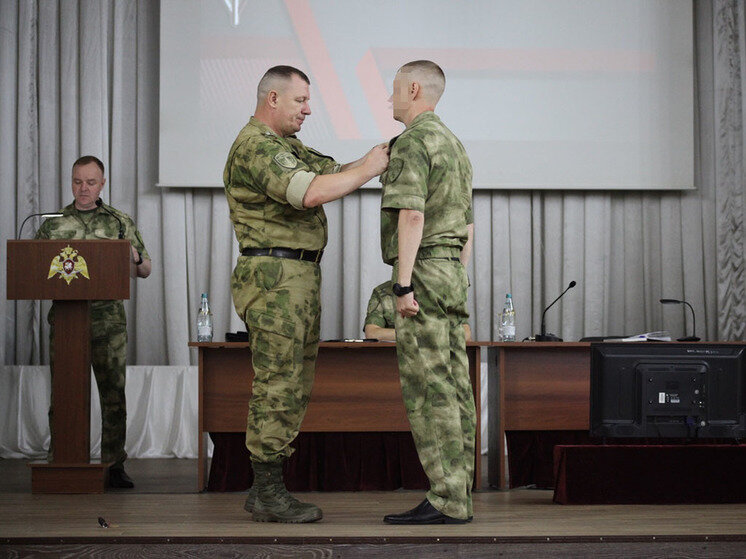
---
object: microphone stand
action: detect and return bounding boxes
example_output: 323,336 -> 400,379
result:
660,298 -> 700,341
535,281 -> 576,342
17,212 -> 64,239
95,198 -> 124,239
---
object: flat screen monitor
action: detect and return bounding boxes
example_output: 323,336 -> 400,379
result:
590,343 -> 746,439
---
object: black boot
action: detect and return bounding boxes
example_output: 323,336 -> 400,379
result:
109,467 -> 134,489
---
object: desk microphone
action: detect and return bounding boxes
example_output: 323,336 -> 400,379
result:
535,280 -> 576,342
660,298 -> 700,341
95,198 -> 124,239
17,211 -> 64,239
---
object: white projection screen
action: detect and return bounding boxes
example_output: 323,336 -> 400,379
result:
159,0 -> 694,190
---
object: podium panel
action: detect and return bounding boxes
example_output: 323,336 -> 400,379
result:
7,239 -> 131,493
7,239 -> 130,300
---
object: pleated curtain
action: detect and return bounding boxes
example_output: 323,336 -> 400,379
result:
1,0 -> 744,368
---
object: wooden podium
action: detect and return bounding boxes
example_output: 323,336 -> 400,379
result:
6,239 -> 132,493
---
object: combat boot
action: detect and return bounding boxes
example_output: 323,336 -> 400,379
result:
243,483 -> 257,513
251,461 -> 322,523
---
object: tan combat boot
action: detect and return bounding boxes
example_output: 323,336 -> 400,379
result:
250,461 -> 322,523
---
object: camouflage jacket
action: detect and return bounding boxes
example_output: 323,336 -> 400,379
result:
380,111 -> 473,266
224,116 -> 341,252
363,280 -> 396,331
36,201 -> 149,321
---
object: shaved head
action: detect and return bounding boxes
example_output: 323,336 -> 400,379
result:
397,60 -> 446,104
256,65 -> 310,105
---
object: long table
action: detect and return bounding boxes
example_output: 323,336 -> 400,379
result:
487,342 -> 591,489
189,341 -> 485,492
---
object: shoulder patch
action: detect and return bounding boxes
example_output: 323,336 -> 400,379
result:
386,158 -> 404,183
274,152 -> 298,169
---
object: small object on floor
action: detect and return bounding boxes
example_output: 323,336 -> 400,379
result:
109,467 -> 135,489
383,498 -> 471,525
98,516 -> 108,528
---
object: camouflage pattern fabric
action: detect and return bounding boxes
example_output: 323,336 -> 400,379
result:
36,202 -> 148,469
224,118 -> 338,464
364,279 -> 468,333
380,111 -> 475,520
392,259 -> 475,520
363,280 -> 396,331
231,256 -> 320,463
224,116 -> 340,252
379,111 -> 473,266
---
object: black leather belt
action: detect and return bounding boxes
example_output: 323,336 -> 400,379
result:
241,247 -> 323,263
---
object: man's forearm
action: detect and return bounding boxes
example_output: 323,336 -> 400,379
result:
460,223 -> 474,266
364,324 -> 396,341
397,209 -> 424,286
303,166 -> 372,208
339,156 -> 365,173
303,144 -> 388,207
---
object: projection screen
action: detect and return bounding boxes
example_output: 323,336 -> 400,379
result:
159,0 -> 694,190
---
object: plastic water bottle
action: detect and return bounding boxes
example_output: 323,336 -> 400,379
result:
500,293 -> 516,342
197,293 -> 213,342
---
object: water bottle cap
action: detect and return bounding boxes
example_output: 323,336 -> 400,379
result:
201,293 -> 207,298
506,293 -> 512,298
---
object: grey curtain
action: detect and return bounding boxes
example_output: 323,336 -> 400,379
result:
1,0 -> 744,368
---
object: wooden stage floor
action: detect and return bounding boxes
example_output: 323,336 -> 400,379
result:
2,459 -> 746,557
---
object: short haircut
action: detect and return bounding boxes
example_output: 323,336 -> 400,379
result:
72,155 -> 105,175
257,65 -> 311,102
398,60 -> 446,104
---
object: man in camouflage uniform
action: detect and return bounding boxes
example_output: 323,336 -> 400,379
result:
224,65 -> 388,523
364,279 -> 472,342
36,155 -> 151,489
363,281 -> 398,341
380,60 -> 476,524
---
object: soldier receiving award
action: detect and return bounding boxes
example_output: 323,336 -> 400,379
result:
379,60 -> 476,525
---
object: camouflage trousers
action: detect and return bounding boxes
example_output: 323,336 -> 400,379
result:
231,256 -> 321,464
48,301 -> 128,469
393,257 -> 476,520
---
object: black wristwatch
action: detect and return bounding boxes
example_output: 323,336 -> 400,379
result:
392,282 -> 414,297
135,252 -> 144,266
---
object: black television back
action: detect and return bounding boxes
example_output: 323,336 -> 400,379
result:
590,343 -> 746,439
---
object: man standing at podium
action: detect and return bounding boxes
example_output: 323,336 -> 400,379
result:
224,65 -> 388,523
36,155 -> 151,489
379,61 -> 476,524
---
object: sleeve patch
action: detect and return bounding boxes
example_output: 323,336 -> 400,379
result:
386,158 -> 404,183
274,152 -> 298,169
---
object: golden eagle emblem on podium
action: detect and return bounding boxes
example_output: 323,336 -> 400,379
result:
48,245 -> 90,285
